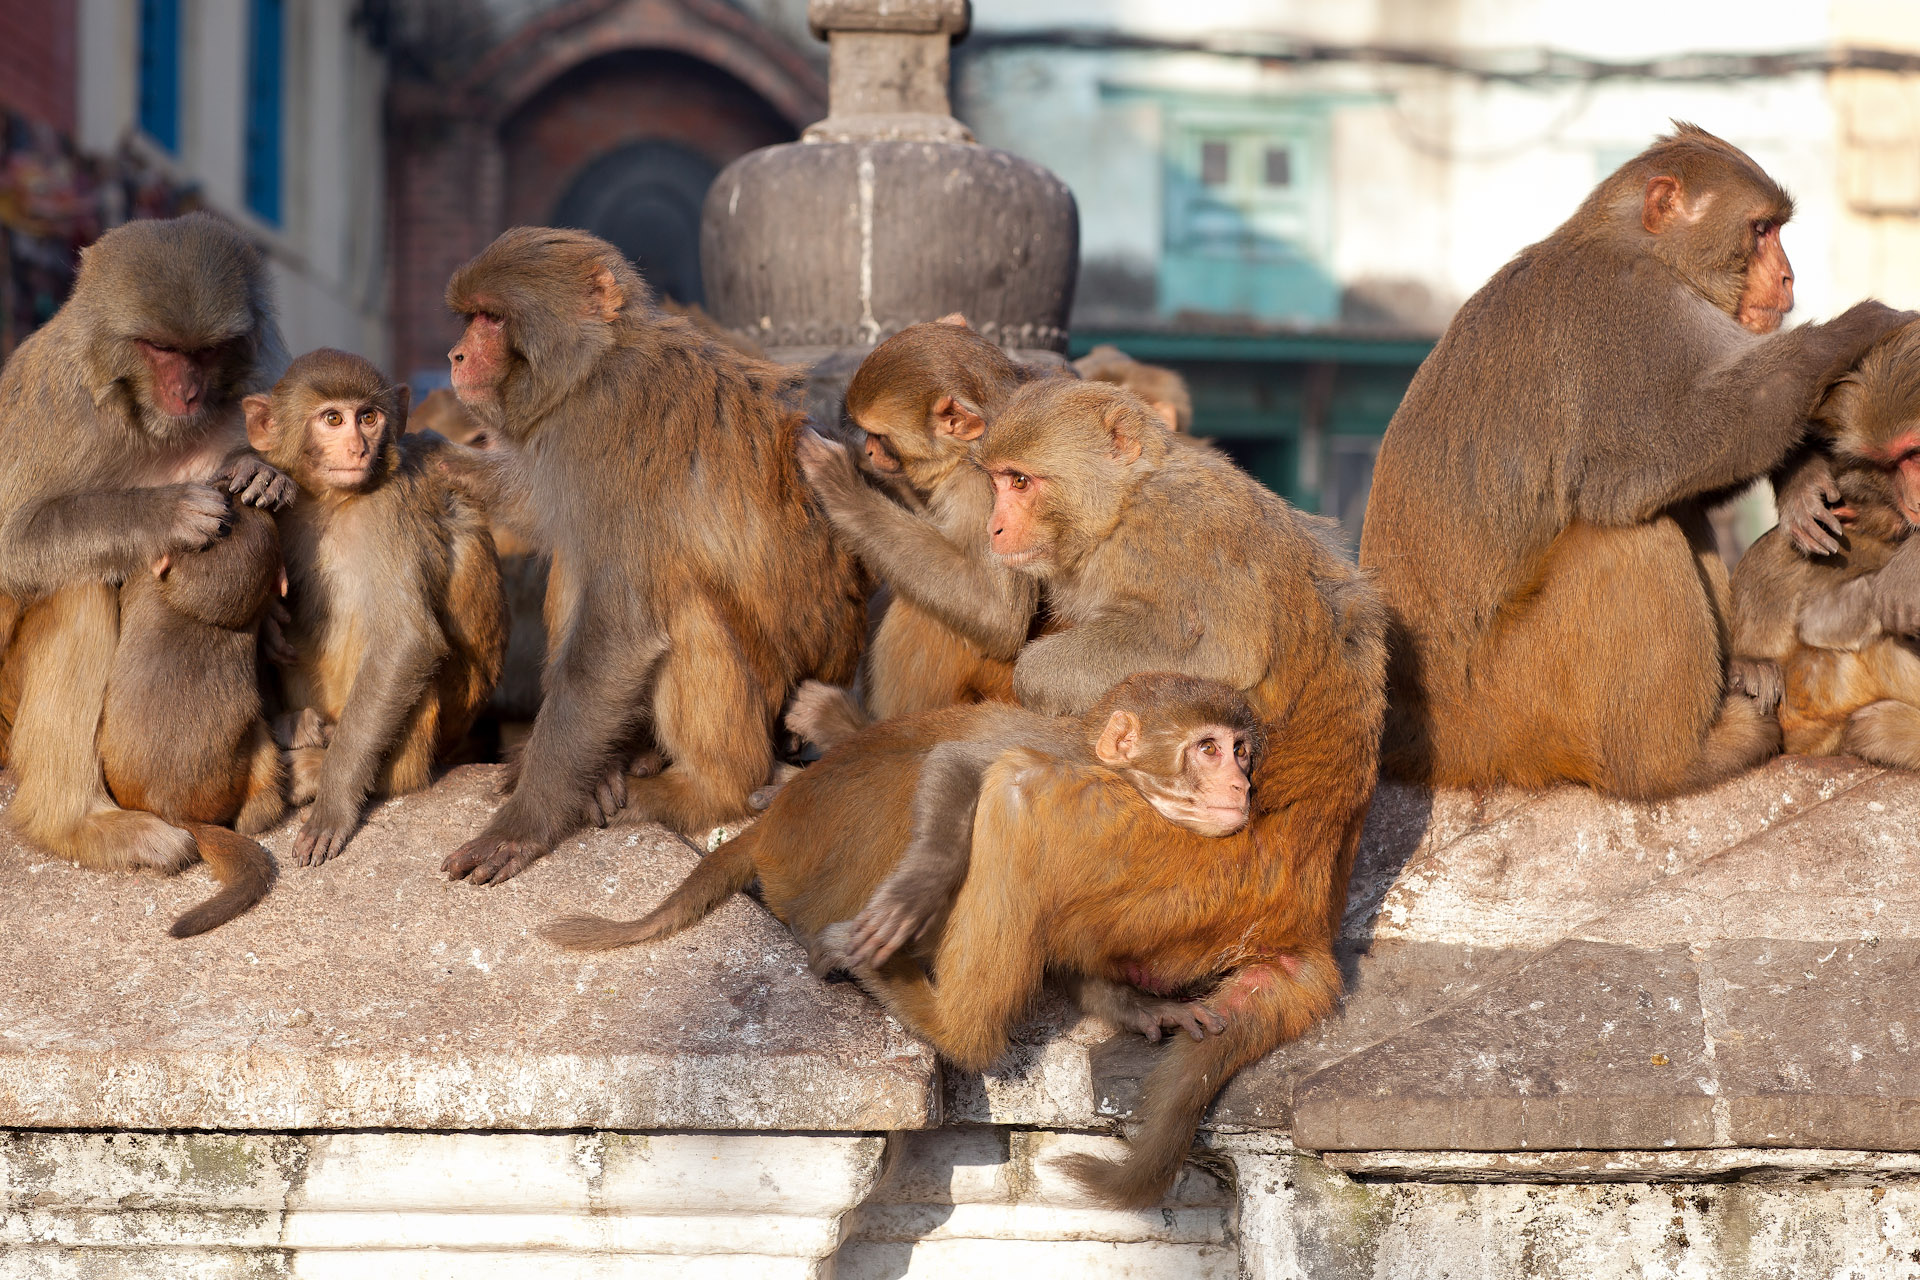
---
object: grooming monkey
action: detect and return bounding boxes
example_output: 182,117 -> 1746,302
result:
245,349 -> 506,865
1733,321 -> 1920,765
92,503 -> 284,936
547,671 -> 1261,1054
0,213 -> 292,877
1361,124 -> 1909,798
796,317 -> 1058,725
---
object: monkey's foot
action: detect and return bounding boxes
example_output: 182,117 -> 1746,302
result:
749,762 -> 803,811
443,835 -> 549,885
810,922 -> 858,976
83,809 -> 199,875
1127,997 -> 1227,1044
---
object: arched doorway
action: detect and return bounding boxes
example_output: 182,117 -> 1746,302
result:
551,140 -> 717,304
500,50 -> 798,305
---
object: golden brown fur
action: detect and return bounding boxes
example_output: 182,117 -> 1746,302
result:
1360,124 -> 1906,798
0,214 -> 289,873
1733,322 -> 1920,766
543,674 -> 1289,1209
436,227 -> 866,882
1073,344 -> 1194,433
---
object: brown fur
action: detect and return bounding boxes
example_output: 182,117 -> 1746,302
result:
1360,123 -> 1907,798
968,379 -> 1386,1204
1733,323 -> 1920,765
800,320 -> 1056,727
247,349 -> 507,864
1073,344 -> 1194,433
97,503 -> 283,936
435,227 -> 866,883
542,674 -> 1289,1208
0,214 -> 289,873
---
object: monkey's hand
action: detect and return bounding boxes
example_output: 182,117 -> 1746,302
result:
1776,456 -> 1852,557
292,802 -> 359,867
158,482 -> 234,554
1874,540 -> 1920,638
1727,657 -> 1783,717
844,872 -> 949,968
796,427 -> 863,506
443,834 -> 549,885
221,455 -> 297,511
1125,996 -> 1229,1044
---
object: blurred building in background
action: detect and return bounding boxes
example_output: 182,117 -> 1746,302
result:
4,0 -> 1920,540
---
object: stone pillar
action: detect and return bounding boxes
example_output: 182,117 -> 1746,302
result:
700,0 -> 1079,423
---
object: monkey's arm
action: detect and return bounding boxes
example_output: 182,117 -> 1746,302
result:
1571,300 -> 1909,525
1013,607 -> 1263,717
422,436 -> 542,547
1868,537 -> 1920,639
842,739 -> 1000,969
1729,530 -> 1809,663
1798,574 -> 1882,650
297,571 -> 450,864
0,485 -> 232,597
802,439 -> 1034,657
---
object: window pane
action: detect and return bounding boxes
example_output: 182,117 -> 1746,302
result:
1200,140 -> 1230,186
1264,146 -> 1291,187
246,0 -> 285,224
138,0 -> 180,151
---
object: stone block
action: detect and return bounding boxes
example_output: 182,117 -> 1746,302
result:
0,767 -> 936,1133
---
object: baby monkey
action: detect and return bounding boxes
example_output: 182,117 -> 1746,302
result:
245,350 -> 506,865
1733,321 -> 1920,765
547,673 -> 1261,1044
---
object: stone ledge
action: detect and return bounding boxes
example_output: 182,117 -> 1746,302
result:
0,767 -> 936,1133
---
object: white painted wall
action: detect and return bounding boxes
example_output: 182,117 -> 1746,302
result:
74,0 -> 389,363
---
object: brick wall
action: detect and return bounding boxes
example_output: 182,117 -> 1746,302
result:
0,0 -> 77,134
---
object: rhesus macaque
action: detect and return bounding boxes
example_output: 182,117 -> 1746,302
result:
1073,343 -> 1193,434
1359,123 -> 1910,798
0,213 -> 291,875
905,377 -> 1379,1203
435,227 -> 865,882
93,503 -> 284,936
245,349 -> 507,865
408,386 -> 548,726
543,674 -> 1269,1204
796,317 -> 1057,726
1732,321 -> 1920,765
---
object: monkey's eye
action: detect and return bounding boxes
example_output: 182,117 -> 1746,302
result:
1753,220 -> 1773,239
1198,737 -> 1219,757
1009,473 -> 1030,492
359,410 -> 380,427
1235,741 -> 1249,760
323,410 -> 344,427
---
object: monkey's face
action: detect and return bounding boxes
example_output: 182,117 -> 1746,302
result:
449,311 -> 510,412
985,466 -> 1053,574
128,337 -> 245,436
302,399 -> 391,492
1734,218 -> 1794,335
1096,709 -> 1257,837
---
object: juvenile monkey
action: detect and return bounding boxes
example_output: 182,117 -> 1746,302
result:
0,213 -> 291,876
1732,322 -> 1920,764
1073,344 -> 1194,434
1360,124 -> 1908,798
546,673 -> 1262,1078
92,502 -> 284,936
796,317 -> 1057,724
245,349 -> 506,865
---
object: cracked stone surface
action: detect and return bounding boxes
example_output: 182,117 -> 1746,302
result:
0,765 -> 937,1132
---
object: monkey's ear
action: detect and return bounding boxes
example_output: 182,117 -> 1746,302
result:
1148,400 -> 1180,432
936,312 -> 970,328
932,395 -> 986,441
242,394 -> 274,451
587,265 -> 625,323
1810,374 -> 1860,434
1095,710 -> 1141,766
1641,176 -> 1688,234
392,385 -> 413,434
1103,402 -> 1145,466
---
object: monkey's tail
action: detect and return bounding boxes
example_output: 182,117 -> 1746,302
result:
1061,950 -> 1342,1209
170,823 -> 277,939
784,680 -> 871,753
542,832 -> 757,951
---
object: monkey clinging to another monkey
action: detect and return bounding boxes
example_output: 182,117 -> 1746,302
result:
245,349 -> 507,866
1732,321 -> 1920,767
